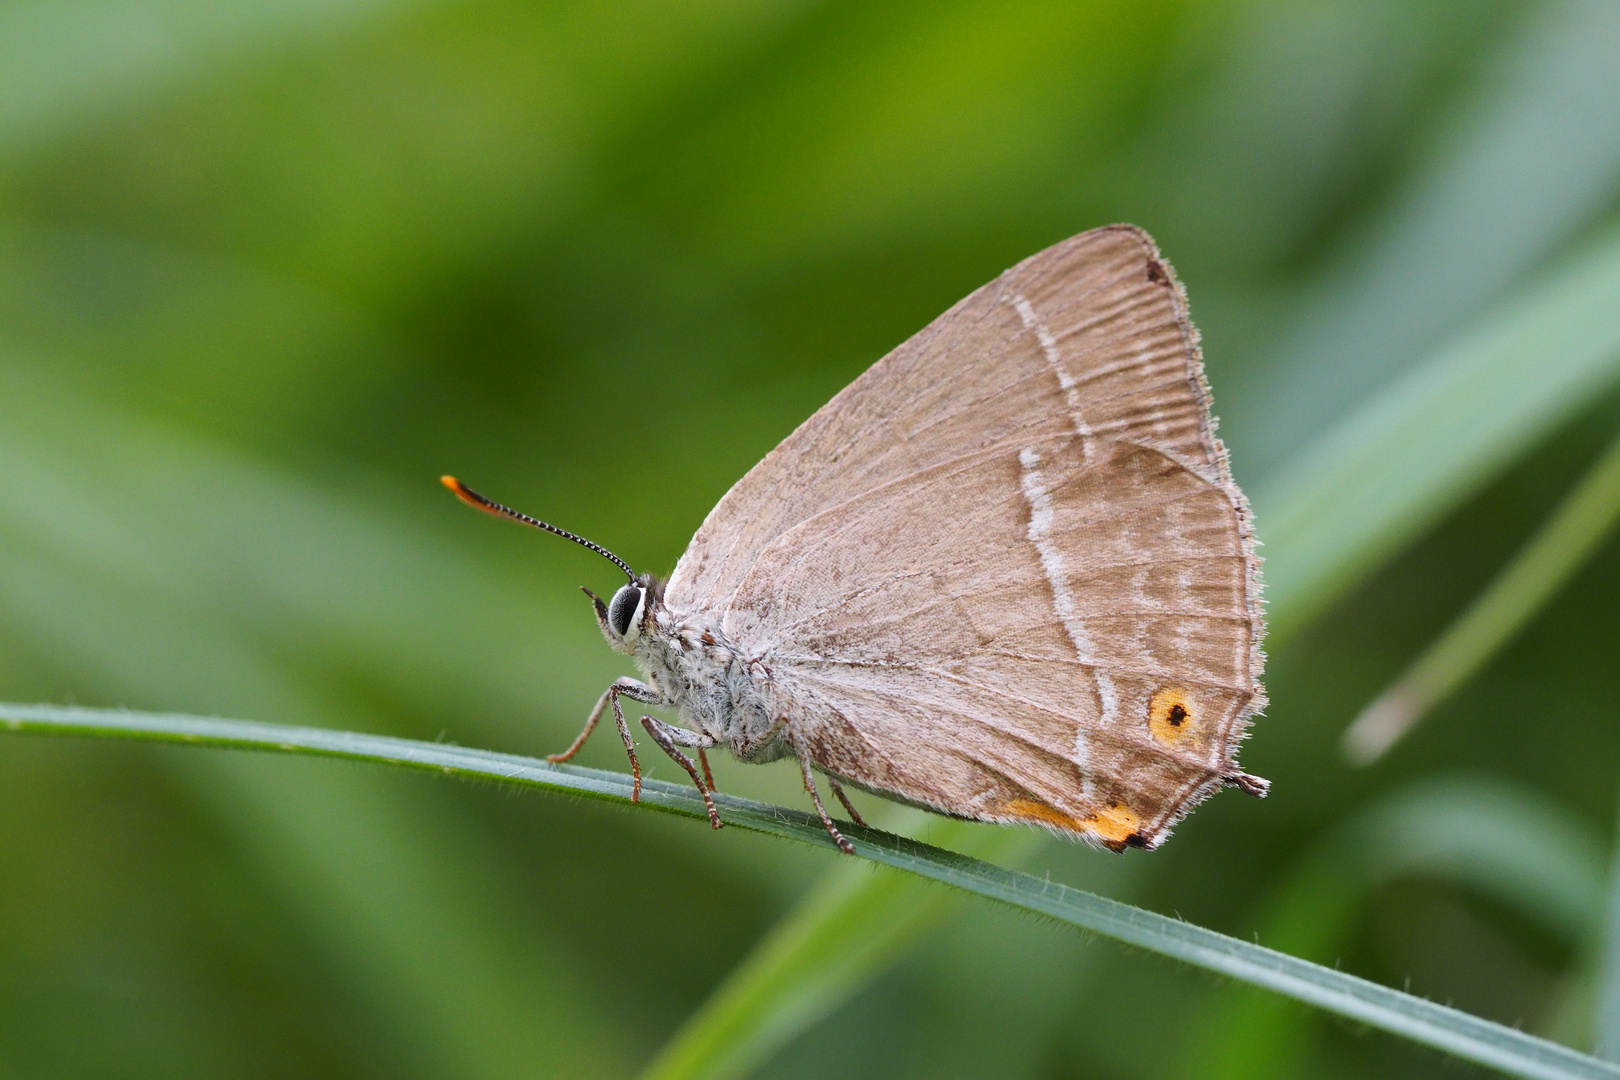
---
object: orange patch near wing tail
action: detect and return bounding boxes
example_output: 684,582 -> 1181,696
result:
1001,798 -> 1084,831
1085,804 -> 1144,852
1000,798 -> 1147,852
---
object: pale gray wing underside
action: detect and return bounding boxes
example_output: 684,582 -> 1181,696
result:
666,225 -> 1236,616
664,225 -> 1264,849
725,435 -> 1261,849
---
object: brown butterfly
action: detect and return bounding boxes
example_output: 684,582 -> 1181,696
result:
445,224 -> 1267,854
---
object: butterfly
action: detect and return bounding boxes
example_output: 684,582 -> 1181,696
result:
444,224 -> 1267,854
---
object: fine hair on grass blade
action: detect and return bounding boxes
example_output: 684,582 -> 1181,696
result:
1344,423 -> 1620,764
3,703 -> 1619,1080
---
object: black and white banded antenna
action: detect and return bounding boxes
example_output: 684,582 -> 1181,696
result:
441,476 -> 636,581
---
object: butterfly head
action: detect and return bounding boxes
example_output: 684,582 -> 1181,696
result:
585,574 -> 662,654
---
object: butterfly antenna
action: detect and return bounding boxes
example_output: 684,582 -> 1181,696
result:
441,476 -> 636,581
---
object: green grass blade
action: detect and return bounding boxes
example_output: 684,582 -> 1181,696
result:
636,813 -> 1039,1080
1231,0 -> 1620,474
1254,223 -> 1620,646
1596,797 -> 1620,1061
4,702 -> 1617,1080
637,826 -> 947,1080
1344,425 -> 1620,764
1188,776 -> 1609,1080
648,222 -> 1620,1080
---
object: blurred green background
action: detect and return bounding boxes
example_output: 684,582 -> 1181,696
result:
4,0 -> 1620,1077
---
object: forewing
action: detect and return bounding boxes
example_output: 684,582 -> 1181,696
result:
727,435 -> 1264,850
665,225 -> 1233,619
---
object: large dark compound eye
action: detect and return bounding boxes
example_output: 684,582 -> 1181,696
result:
608,584 -> 644,640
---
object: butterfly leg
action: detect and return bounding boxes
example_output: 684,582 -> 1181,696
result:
617,711 -> 643,802
698,749 -> 717,793
826,777 -> 867,828
585,679 -> 658,800
640,716 -> 723,829
550,676 -> 657,777
798,755 -> 855,854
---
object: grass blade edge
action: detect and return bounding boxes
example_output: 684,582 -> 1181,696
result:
1,701 -> 1612,1080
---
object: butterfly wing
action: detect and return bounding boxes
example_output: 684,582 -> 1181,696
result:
726,434 -> 1261,850
665,224 -> 1235,616
668,225 -> 1264,849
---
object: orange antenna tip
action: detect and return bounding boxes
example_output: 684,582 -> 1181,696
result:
438,475 -> 637,580
441,475 -> 497,515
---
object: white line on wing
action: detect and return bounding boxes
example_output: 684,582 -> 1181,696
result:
1013,293 -> 1094,459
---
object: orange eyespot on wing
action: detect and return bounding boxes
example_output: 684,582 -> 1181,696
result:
1148,687 -> 1196,745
